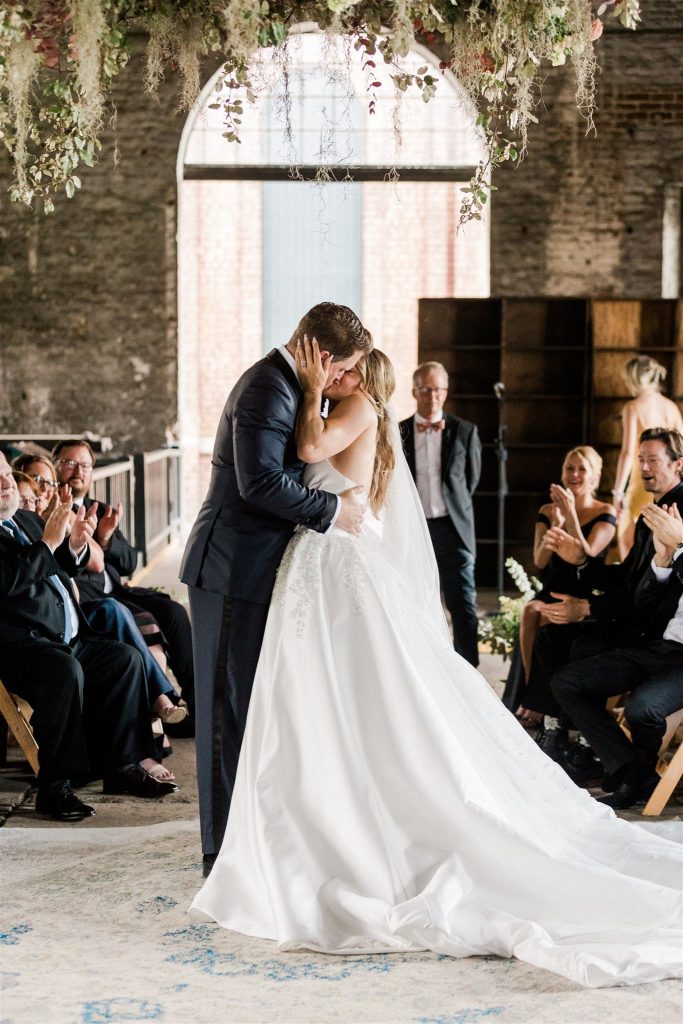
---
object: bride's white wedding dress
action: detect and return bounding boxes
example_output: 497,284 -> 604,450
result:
192,454 -> 683,988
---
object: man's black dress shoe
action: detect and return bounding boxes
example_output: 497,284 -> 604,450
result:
103,763 -> 178,798
536,728 -> 570,765
600,771 -> 619,793
35,782 -> 96,821
202,853 -> 217,878
563,744 -> 604,787
597,772 -> 660,810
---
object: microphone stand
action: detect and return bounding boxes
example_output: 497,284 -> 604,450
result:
493,383 -> 508,594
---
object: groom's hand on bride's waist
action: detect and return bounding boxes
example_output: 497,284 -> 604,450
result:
337,485 -> 366,536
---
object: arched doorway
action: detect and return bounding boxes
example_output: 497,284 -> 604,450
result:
177,30 -> 489,523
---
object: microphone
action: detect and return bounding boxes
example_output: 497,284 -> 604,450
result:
493,382 -> 505,401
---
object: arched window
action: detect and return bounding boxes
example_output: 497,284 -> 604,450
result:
177,30 -> 490,519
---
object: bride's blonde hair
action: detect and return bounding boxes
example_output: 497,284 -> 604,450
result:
355,349 -> 396,513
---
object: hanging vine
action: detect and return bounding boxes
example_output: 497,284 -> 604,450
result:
0,0 -> 641,218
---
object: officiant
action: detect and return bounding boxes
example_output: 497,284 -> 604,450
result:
400,361 -> 482,666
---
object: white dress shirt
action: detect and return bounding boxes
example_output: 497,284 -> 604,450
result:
414,412 -> 448,519
278,346 -> 340,527
651,551 -> 683,644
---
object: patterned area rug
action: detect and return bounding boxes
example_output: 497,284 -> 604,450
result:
1,819 -> 682,1024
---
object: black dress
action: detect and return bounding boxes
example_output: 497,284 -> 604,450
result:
534,511 -> 617,602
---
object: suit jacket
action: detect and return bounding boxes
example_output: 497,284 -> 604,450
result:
399,412 -> 482,555
0,510 -> 91,650
634,544 -> 683,642
583,481 -> 683,633
180,349 -> 338,604
72,497 -> 139,604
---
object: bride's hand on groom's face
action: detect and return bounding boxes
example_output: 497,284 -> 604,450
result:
296,335 -> 332,394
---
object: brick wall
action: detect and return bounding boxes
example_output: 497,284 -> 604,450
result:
0,36 -> 192,451
490,1 -> 683,296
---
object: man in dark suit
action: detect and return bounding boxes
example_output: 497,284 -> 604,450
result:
526,427 -> 683,770
180,302 -> 371,873
52,439 -> 195,718
0,453 -> 176,821
400,361 -> 482,667
550,499 -> 683,809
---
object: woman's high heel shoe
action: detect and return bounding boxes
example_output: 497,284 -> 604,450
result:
156,702 -> 188,726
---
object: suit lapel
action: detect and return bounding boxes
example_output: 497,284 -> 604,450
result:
441,415 -> 458,477
14,510 -> 44,542
266,348 -> 302,396
403,419 -> 417,478
5,513 -> 73,593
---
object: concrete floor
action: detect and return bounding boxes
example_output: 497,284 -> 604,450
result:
1,541 -> 680,830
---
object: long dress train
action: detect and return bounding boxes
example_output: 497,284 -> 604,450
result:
192,459 -> 683,989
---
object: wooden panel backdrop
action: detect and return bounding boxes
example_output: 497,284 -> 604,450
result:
418,298 -> 682,588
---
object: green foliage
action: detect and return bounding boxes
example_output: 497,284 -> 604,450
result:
0,0 -> 642,215
477,557 -> 542,662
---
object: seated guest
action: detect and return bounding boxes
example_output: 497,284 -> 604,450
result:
53,440 -> 195,719
12,453 -> 58,514
525,427 -> 683,765
551,501 -> 683,809
12,471 -> 40,513
516,446 -> 616,726
0,452 -> 178,820
14,461 -> 184,776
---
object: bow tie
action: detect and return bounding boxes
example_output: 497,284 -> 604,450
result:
416,420 -> 445,433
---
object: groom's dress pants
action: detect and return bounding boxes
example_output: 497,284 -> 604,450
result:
189,586 -> 270,856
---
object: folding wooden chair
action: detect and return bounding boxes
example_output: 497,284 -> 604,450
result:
0,679 -> 39,775
610,696 -> 683,816
643,708 -> 683,817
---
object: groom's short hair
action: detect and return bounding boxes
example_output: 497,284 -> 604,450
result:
290,303 -> 373,358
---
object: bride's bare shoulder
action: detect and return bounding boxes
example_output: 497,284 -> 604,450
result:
330,392 -> 377,425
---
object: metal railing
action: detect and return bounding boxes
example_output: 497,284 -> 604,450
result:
91,458 -> 136,547
88,450 -> 181,568
133,449 -> 181,566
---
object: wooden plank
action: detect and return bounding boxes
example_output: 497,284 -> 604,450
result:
592,300 -> 641,349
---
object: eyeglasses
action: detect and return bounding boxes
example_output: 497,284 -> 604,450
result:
29,474 -> 56,489
56,459 -> 93,471
414,386 -> 447,395
18,495 -> 37,510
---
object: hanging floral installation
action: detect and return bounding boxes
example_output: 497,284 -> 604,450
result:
0,0 -> 641,218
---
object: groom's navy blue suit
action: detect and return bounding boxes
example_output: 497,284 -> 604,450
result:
180,349 -> 338,856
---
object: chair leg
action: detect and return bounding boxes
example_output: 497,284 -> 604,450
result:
0,716 -> 8,767
0,686 -> 39,776
643,742 -> 683,817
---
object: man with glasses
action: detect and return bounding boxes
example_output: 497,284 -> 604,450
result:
52,440 -> 195,723
400,361 -> 482,666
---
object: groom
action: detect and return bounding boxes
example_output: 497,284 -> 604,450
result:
180,302 -> 372,874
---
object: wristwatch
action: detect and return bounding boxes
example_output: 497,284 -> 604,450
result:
670,542 -> 683,567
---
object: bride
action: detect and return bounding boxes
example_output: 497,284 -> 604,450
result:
192,341 -> 683,988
